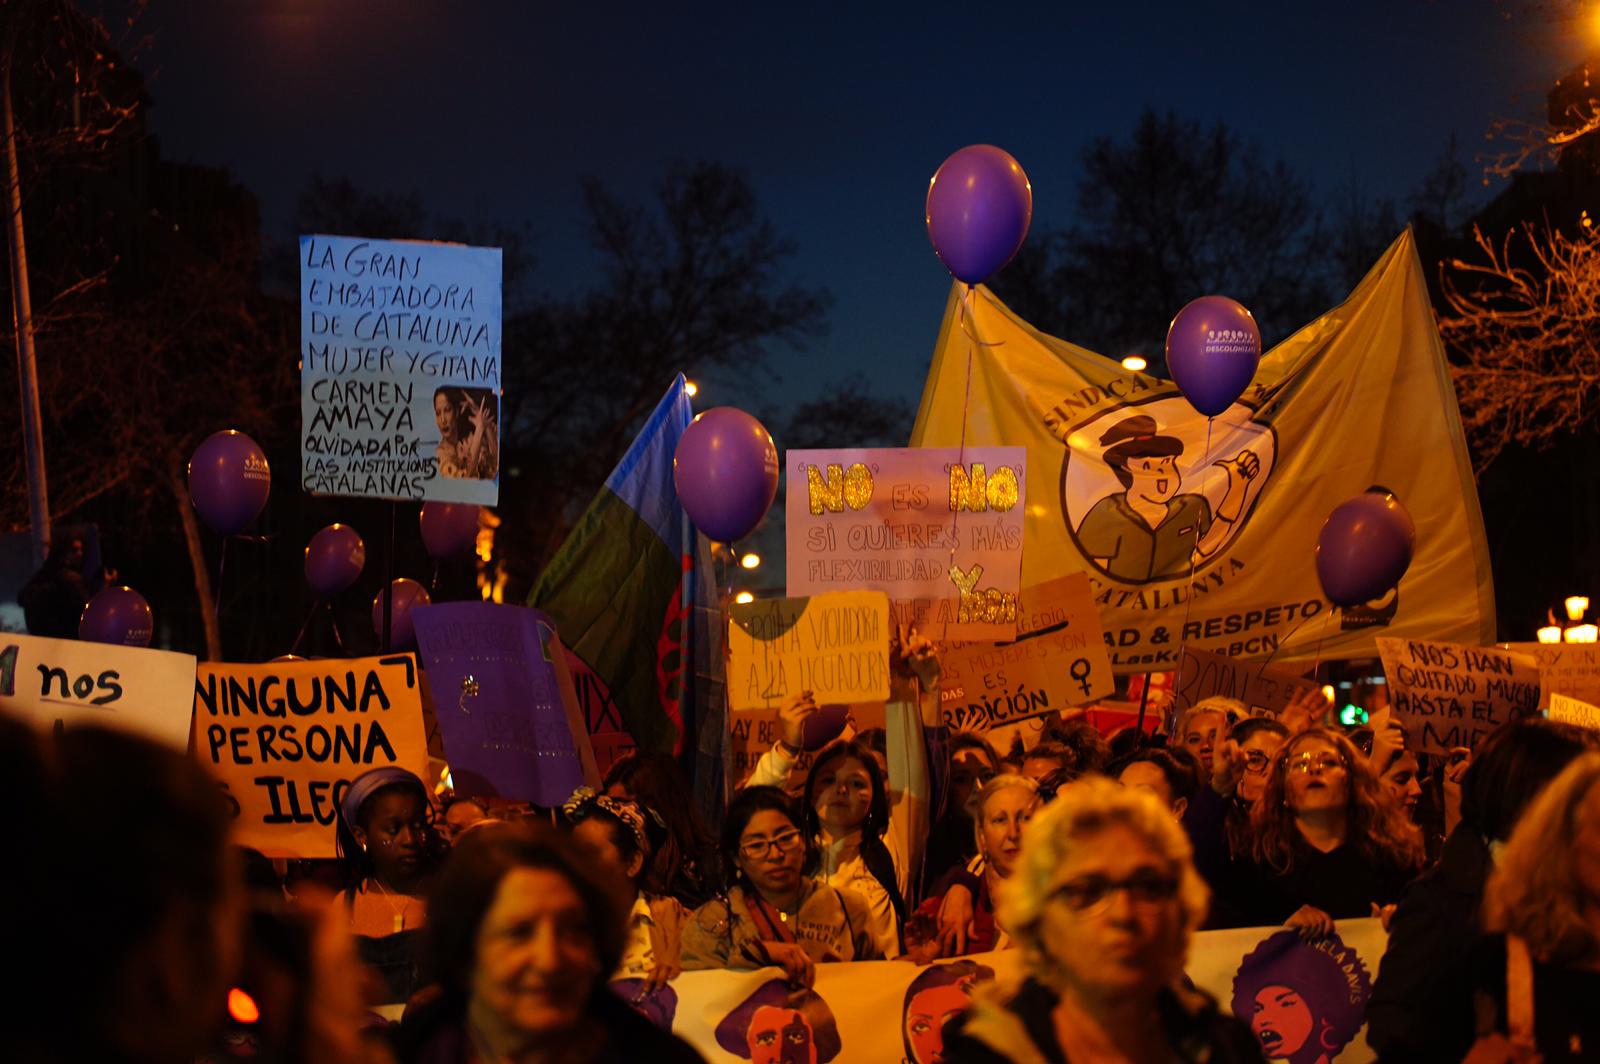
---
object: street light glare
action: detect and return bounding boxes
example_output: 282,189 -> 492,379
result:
1121,354 -> 1147,372
684,380 -> 699,397
740,552 -> 761,569
733,591 -> 755,604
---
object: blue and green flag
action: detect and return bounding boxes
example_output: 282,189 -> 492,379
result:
530,376 -> 721,768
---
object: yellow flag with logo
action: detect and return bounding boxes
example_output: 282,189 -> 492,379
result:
910,229 -> 1494,673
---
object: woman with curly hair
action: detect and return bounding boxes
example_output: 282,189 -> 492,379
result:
1217,727 -> 1423,935
1464,752 -> 1600,1063
941,776 -> 1264,1063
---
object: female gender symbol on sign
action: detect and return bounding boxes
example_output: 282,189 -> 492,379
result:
1069,657 -> 1093,697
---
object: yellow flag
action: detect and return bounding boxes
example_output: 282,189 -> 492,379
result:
911,229 -> 1493,673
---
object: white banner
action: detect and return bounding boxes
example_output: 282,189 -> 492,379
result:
612,919 -> 1385,1063
0,631 -> 196,748
300,235 -> 503,504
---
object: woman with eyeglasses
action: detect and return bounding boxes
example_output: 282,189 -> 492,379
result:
942,776 -> 1266,1063
679,786 -> 880,985
744,630 -> 942,959
1218,727 -> 1423,936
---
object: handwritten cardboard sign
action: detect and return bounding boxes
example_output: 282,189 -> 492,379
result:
727,591 -> 890,712
1504,642 -> 1600,707
0,632 -> 196,749
190,654 -> 430,858
1377,637 -> 1541,755
1172,646 -> 1323,717
938,573 -> 1114,732
785,447 -> 1026,640
300,234 -> 502,505
1548,692 -> 1600,732
412,603 -> 599,806
729,701 -> 887,787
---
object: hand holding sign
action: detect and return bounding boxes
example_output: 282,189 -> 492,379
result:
892,627 -> 941,692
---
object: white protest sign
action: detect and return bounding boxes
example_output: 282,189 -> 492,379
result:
1504,642 -> 1600,707
1377,637 -> 1541,755
726,591 -> 891,712
0,631 -> 197,749
300,235 -> 502,504
1549,692 -> 1600,732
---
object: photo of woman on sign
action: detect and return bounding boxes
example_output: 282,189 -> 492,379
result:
434,386 -> 499,480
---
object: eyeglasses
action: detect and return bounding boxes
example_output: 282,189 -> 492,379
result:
1243,751 -> 1271,775
1047,869 -> 1179,915
738,828 -> 804,861
1288,753 -> 1346,775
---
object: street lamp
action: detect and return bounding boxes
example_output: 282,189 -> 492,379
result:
1121,354 -> 1147,372
1539,625 -> 1565,644
684,380 -> 699,397
740,552 -> 761,570
1567,624 -> 1599,644
1567,596 -> 1591,622
733,591 -> 755,604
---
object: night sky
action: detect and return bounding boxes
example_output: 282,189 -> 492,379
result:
129,1 -> 1587,417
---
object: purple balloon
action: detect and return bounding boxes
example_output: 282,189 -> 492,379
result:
79,586 -> 153,647
1316,493 -> 1417,607
801,703 -> 851,752
672,407 -> 779,543
305,524 -> 366,597
1165,296 -> 1262,417
419,502 -> 481,560
188,430 -> 271,535
372,577 -> 431,652
925,145 -> 1033,284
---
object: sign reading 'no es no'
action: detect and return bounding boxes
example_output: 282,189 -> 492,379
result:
785,447 -> 1026,640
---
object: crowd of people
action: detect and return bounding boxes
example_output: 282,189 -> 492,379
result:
8,633 -> 1600,1064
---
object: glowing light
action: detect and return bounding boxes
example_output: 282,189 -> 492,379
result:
1538,625 -> 1565,644
1121,354 -> 1148,372
684,380 -> 699,397
1567,624 -> 1599,644
734,591 -> 755,604
228,988 -> 261,1025
739,552 -> 761,570
1321,685 -> 1335,704
1566,596 -> 1590,621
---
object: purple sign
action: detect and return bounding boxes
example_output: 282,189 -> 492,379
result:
412,603 -> 591,805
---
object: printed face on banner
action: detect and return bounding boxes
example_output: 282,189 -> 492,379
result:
713,980 -> 841,1064
190,654 -> 430,857
1230,929 -> 1372,1064
901,960 -> 995,1064
300,235 -> 503,505
785,447 -> 1026,641
1056,395 -> 1276,587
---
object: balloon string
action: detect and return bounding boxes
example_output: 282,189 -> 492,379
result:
214,536 -> 229,622
943,296 -> 979,646
288,599 -> 321,657
330,608 -> 347,656
956,285 -> 1005,347
1167,417 -> 1214,725
1249,606 -> 1328,681
430,560 -> 441,597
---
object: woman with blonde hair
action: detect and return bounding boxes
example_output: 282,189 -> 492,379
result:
1464,752 -> 1600,1063
942,776 -> 1265,1063
907,774 -> 1039,959
1218,726 -> 1422,935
